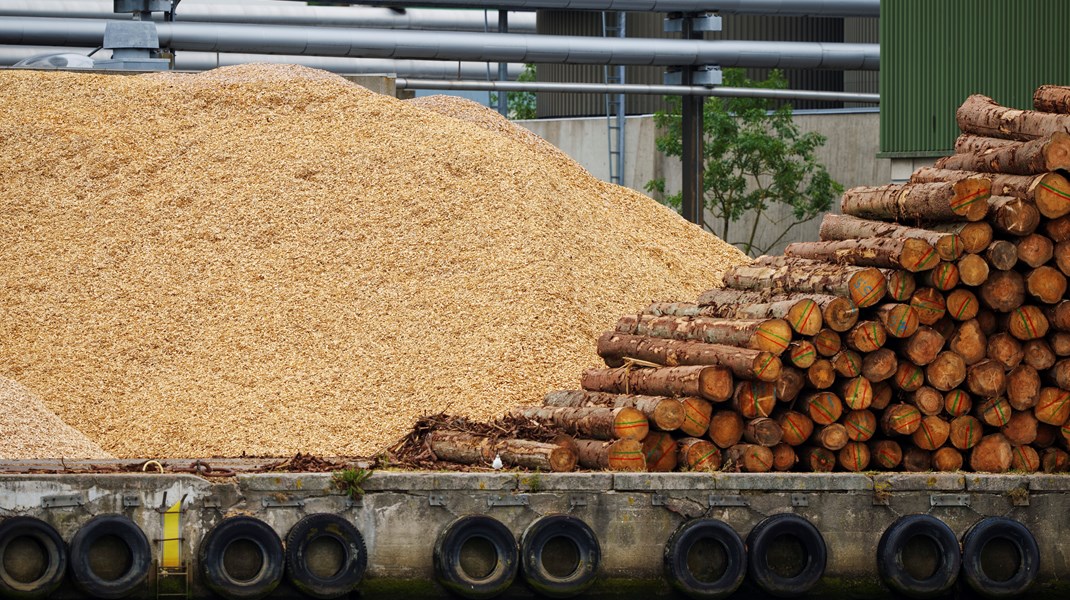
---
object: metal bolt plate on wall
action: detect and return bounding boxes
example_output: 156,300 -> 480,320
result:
930,494 -> 970,507
487,494 -> 529,507
41,494 -> 84,508
708,494 -> 748,507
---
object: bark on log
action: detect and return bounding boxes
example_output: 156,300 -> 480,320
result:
677,437 -> 721,472
912,415 -> 951,451
709,410 -> 745,449
985,240 -> 1019,271
871,440 -> 903,469
877,303 -> 921,338
429,431 -> 578,472
949,415 -> 984,450
820,214 -> 965,261
787,340 -> 818,369
945,389 -> 973,417
1034,85 -> 1070,113
1001,411 -> 1038,446
988,196 -> 1040,236
840,376 -> 874,410
680,396 -> 714,437
902,326 -> 946,366
922,262 -> 960,291
863,347 -> 898,382
777,410 -> 814,446
832,349 -> 863,378
943,131 -> 1070,175
581,364 -> 734,403
838,442 -> 871,472
771,443 -> 798,472
910,385 -> 944,416
911,288 -> 947,326
930,221 -> 994,254
847,320 -> 888,353
1007,364 -> 1041,411
785,238 -> 940,273
812,423 -> 849,451
802,391 -> 844,426
967,359 -> 1008,399
806,358 -> 837,389
893,361 -> 925,392
911,167 -> 1070,220
732,381 -> 776,419
841,179 -> 990,222
977,397 -> 1013,428
615,314 -> 793,356
957,253 -> 990,287
596,332 -> 782,382
542,390 -> 685,433
1011,445 -> 1041,473
957,93 -> 1070,141
883,269 -> 918,302
902,447 -> 933,472
969,433 -> 1013,473
657,296 -> 823,336
927,351 -> 968,391
987,332 -> 1024,368
724,255 -> 887,308
509,406 -> 649,441
979,270 -> 1026,312
800,446 -> 836,472
933,447 -> 965,472
1035,387 -> 1070,425
726,444 -> 774,473
946,289 -> 980,321
949,318 -> 987,365
744,417 -> 784,447
695,288 -> 775,308
641,431 -> 678,472
574,438 -> 645,471
812,329 -> 842,357
843,409 -> 877,442
775,367 -> 806,404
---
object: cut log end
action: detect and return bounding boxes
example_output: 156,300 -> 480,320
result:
951,177 -> 992,221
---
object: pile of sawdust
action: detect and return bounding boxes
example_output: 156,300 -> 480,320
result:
0,64 -> 747,458
0,377 -> 112,459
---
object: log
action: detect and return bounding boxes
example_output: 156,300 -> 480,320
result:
1007,365 -> 1041,411
949,318 -> 987,365
946,289 -> 980,322
1003,305 -> 1050,341
800,446 -> 836,472
802,391 -> 844,426
677,437 -> 721,472
596,333 -> 782,382
922,262 -> 960,291
843,409 -> 877,442
696,288 -> 779,308
944,389 -> 973,417
902,326 -> 946,365
840,376 -> 874,410
1011,445 -> 1041,473
1023,339 -> 1057,370
1057,241 -> 1070,280
883,269 -> 917,302
966,359 -> 1008,399
1047,215 -> 1070,242
615,314 -> 793,356
977,397 -> 1013,429
956,253 -> 990,287
811,295 -> 861,332
847,320 -> 888,353
812,423 -> 849,451
787,340 -> 818,369
930,221 -> 993,254
871,439 -> 903,469
872,381 -> 893,410
1035,423 -> 1059,448
723,256 -> 887,308
881,403 -> 922,436
1034,85 -> 1070,113
771,443 -> 798,472
680,396 -> 714,437
1035,387 -> 1070,425
819,213 -> 964,261
574,438 -> 645,471
902,447 -> 933,472
542,390 -> 684,433
838,442 -> 871,472
726,444 -> 774,473
893,361 -> 925,392
509,406 -> 649,441
926,351 -> 968,391
911,167 -> 1070,221
732,381 -> 776,419
1042,447 -> 1070,473
985,240 -> 1018,271
979,270 -> 1026,312
1047,301 -> 1070,331
987,332 -> 1024,368
581,365 -> 734,403
949,415 -> 984,450
744,417 -> 784,447
806,359 -> 837,390
697,290 -> 854,333
911,288 -> 947,326
784,238 -> 939,273
862,347 -> 898,382
708,410 -> 744,449
429,431 -> 578,472
641,431 -> 678,472
832,349 -> 863,378
933,447 -> 964,472
1018,237 -> 1056,272
969,433 -> 1013,473
775,367 -> 806,404
943,131 -> 1070,175
877,303 -> 920,339
988,196 -> 1040,238
841,179 -> 990,222
1001,411 -> 1039,446
910,386 -> 944,416
932,316 -> 958,340
1049,358 -> 1070,390
660,296 -> 823,336
777,410 -> 814,446
912,415 -> 950,451
957,93 -> 1070,141
812,329 -> 842,357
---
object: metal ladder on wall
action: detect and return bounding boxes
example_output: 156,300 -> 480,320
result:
601,11 -> 626,185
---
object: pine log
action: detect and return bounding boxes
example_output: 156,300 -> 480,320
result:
1042,447 -> 1070,473
510,406 -> 649,441
877,303 -> 921,338
840,376 -> 874,410
1016,233 -> 1054,268
911,287 -> 947,325
949,318 -> 987,365
696,288 -> 776,308
771,443 -> 798,472
1001,411 -> 1039,446
802,391 -> 844,426
987,332 -> 1024,368
677,437 -> 721,472
744,417 -> 784,447
1047,301 -> 1070,331
945,389 -> 973,417
784,238 -> 940,273
542,390 -> 685,432
1048,358 -> 1070,390
733,381 -> 776,419
1005,306 -> 1051,341
723,256 -> 887,308
946,289 -> 980,321
902,447 -> 933,472
977,397 -> 1013,428
1050,332 -> 1070,356
680,396 -> 714,437
596,332 -> 782,382
1035,423 -> 1059,448
863,347 -> 898,382
1007,364 -> 1042,411
574,438 -> 645,471
893,361 -> 925,392
957,93 -> 1070,141
838,442 -> 871,472
429,431 -> 578,472
1023,339 -> 1057,370
949,415 -> 984,450
847,320 -> 888,353
832,349 -> 863,378
800,446 -> 836,472
615,314 -> 793,356
811,295 -> 861,332
969,433 -> 1013,473
726,444 -> 774,473
1047,215 -> 1070,242
787,340 -> 818,368
1056,240 -> 1070,276
922,262 -> 960,291
933,447 -> 965,472
709,410 -> 745,449
911,167 -> 1070,220
967,359 -> 1008,399
820,214 -> 964,261
656,296 -> 823,336
933,316 -> 958,340
910,385 -> 944,416
979,270 -> 1026,312
812,328 -> 842,357
974,310 -> 996,335
883,269 -> 917,302
775,367 -> 806,403
641,431 -> 678,472
882,403 -> 922,436
943,131 -> 1070,175
841,179 -> 990,222
1034,85 -> 1070,113
1035,387 -> 1070,425
912,415 -> 951,451
985,240 -> 1019,271
581,365 -> 734,403
806,359 -> 837,390
957,253 -> 990,287
871,440 -> 903,469
930,221 -> 994,254
812,423 -> 849,451
927,351 -> 968,391
902,326 -> 946,365
989,196 -> 1041,236
777,410 -> 814,446
1011,445 -> 1041,473
843,409 -> 877,442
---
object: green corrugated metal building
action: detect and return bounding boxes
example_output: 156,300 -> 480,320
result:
880,0 -> 1070,159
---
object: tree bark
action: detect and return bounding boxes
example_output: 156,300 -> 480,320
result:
819,213 -> 964,261
957,93 -> 1070,141
989,196 -> 1041,236
957,253 -> 990,287
933,447 -> 965,472
847,320 -> 888,353
787,340 -> 818,368
581,364 -> 734,403
949,415 -> 984,450
911,167 -> 1070,220
946,289 -> 980,321
777,410 -> 814,446
1035,387 -> 1070,425
883,269 -> 918,302
726,444 -> 774,473
926,350 -> 968,391
509,406 -> 649,441
615,314 -> 793,356
775,366 -> 806,403
641,431 -> 678,472
838,442 -> 871,472
723,255 -> 887,308
949,318 -> 987,365
877,303 -> 921,338
806,358 -> 837,389
893,360 -> 925,392
709,409 -> 745,449
574,438 -> 645,471
944,389 -> 973,417
429,431 -> 578,472
841,179 -> 990,222
802,391 -> 844,426
542,390 -> 684,433
979,270 -> 1026,312
732,381 -> 776,419
843,409 -> 877,442
985,240 -> 1019,271
784,238 -> 940,273
832,349 -> 863,378
922,262 -> 960,291
1007,364 -> 1041,411
744,417 -> 784,447
677,437 -> 721,472
655,296 -> 822,336
1016,233 -> 1054,268
862,347 -> 898,382
595,332 -> 781,382
911,287 -> 947,325
870,439 -> 903,469
969,433 -> 1013,473
942,132 -> 1070,175
1033,85 -> 1070,113
679,396 -> 714,437
912,415 -> 951,450
812,329 -> 842,357
930,221 -> 993,254
902,326 -> 946,366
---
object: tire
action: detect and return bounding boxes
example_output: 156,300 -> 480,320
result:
876,514 -> 960,599
746,513 -> 826,598
433,514 -> 518,600
519,514 -> 600,599
0,517 -> 67,600
664,518 -> 747,600
285,513 -> 368,600
960,517 -> 1039,599
68,514 -> 151,599
199,516 -> 284,600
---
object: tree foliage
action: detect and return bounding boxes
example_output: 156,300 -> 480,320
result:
645,69 -> 842,256
491,63 -> 537,120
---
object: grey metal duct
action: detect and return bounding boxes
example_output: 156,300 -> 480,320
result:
0,17 -> 880,69
0,0 -> 537,32
274,0 -> 880,17
0,45 -> 525,78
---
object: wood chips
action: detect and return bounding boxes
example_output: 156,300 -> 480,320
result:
0,377 -> 111,459
0,64 -> 746,458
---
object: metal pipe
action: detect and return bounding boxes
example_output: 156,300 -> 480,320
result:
0,0 -> 538,32
0,17 -> 880,69
396,79 -> 881,103
273,0 -> 880,17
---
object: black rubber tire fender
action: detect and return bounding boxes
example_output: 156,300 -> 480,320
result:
519,514 -> 600,599
961,517 -> 1039,599
285,513 -> 367,600
876,514 -> 960,599
68,514 -> 151,600
663,518 -> 747,600
0,516 -> 68,600
746,513 -> 827,598
199,516 -> 285,600
433,514 -> 518,600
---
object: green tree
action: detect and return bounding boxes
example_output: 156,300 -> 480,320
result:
491,63 -> 537,120
645,69 -> 842,256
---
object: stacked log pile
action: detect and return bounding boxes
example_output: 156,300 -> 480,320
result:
419,84 -> 1070,474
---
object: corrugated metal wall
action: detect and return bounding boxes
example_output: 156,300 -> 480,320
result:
880,0 -> 1070,157
536,12 -> 876,118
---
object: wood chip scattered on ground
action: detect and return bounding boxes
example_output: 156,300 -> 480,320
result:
0,377 -> 112,459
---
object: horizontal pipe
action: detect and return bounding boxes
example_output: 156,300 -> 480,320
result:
397,78 -> 880,102
0,17 -> 880,68
275,0 -> 880,17
0,0 -> 537,32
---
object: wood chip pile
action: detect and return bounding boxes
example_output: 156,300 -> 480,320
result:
0,377 -> 112,459
420,84 -> 1070,474
0,64 -> 747,459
